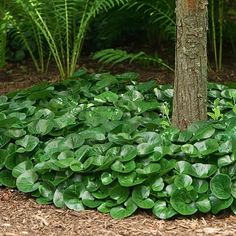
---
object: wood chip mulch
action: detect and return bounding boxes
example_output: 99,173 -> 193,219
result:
1,188 -> 236,236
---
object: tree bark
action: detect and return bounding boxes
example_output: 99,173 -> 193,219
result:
172,0 -> 208,130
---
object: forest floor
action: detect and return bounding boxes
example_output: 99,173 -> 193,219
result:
1,58 -> 236,236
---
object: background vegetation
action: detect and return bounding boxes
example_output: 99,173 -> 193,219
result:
0,0 -> 235,78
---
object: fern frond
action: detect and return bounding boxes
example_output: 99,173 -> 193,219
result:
93,49 -> 174,71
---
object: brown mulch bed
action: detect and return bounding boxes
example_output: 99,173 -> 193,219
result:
1,188 -> 236,236
1,59 -> 236,235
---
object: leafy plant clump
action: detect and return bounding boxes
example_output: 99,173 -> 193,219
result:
1,70 -> 236,219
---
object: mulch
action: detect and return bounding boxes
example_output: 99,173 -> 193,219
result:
1,188 -> 236,236
1,59 -> 236,235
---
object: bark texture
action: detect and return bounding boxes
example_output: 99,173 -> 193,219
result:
172,0 -> 208,130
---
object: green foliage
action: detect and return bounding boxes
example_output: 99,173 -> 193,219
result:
3,0 -> 129,78
93,49 -> 174,71
0,0 -> 8,67
1,70 -> 236,219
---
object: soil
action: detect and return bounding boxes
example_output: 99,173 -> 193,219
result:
0,57 -> 236,95
1,58 -> 236,235
1,188 -> 236,236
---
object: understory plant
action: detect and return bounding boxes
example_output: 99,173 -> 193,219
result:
3,0 -> 128,79
93,48 -> 174,71
92,0 -> 175,71
1,71 -> 236,219
0,0 -> 8,68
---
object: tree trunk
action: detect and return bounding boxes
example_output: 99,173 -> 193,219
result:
172,0 -> 208,130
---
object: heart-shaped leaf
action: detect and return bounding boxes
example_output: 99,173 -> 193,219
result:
210,174 -> 232,199
16,170 -> 39,193
170,189 -> 198,215
132,186 -> 155,209
152,200 -> 177,219
16,135 -> 40,153
110,198 -> 137,219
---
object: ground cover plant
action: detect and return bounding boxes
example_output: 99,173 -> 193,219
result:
1,70 -> 236,219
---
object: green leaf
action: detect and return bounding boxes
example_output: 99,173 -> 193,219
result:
175,161 -> 192,174
16,135 -> 40,153
0,149 -> 7,170
16,170 -> 39,193
63,183 -> 85,211
120,145 -> 137,162
170,189 -> 198,215
193,179 -> 208,193
92,186 -> 110,199
4,129 -> 26,139
136,163 -> 161,175
118,172 -> 146,187
110,198 -> 137,219
132,186 -> 155,209
196,195 -> 211,213
39,182 -> 55,201
116,72 -> 139,81
177,130 -> 192,143
210,174 -> 232,199
101,172 -> 115,185
0,134 -> 10,148
60,133 -> 85,150
218,141 -> 232,154
181,144 -> 198,155
151,177 -> 165,192
54,113 -> 76,129
28,119 -> 54,135
79,127 -> 106,141
95,74 -> 118,90
152,201 -> 177,219
191,163 -> 217,178
53,187 -> 65,208
191,125 -> 215,141
231,181 -> 236,199
209,195 -> 233,214
94,91 -> 119,103
0,169 -> 16,187
12,160 -> 33,178
231,199 -> 236,214
111,160 -> 136,173
110,185 -> 130,204
174,174 -> 193,189
217,155 -> 234,167
194,139 -> 219,156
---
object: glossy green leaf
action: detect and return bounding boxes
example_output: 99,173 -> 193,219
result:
174,174 -> 192,189
196,195 -> 211,213
110,198 -> 137,219
152,201 -> 177,219
170,189 -> 198,215
12,160 -> 33,178
0,169 -> 16,187
16,135 -> 40,153
210,174 -> 232,199
16,170 -> 39,193
209,195 -> 233,214
132,186 -> 155,209
111,160 -> 136,173
28,119 -> 54,135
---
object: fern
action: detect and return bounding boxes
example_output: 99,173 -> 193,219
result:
93,48 -> 174,71
0,1 -> 8,68
125,0 -> 175,39
4,0 -> 129,79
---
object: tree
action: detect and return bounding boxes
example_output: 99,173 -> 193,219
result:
172,0 -> 208,130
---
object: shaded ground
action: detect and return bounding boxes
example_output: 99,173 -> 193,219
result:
0,57 -> 236,95
1,58 -> 236,235
1,188 -> 236,236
